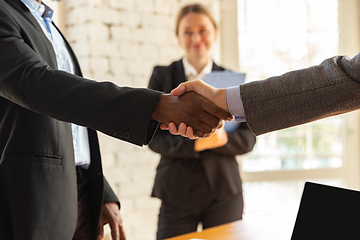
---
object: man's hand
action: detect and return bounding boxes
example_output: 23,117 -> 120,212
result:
152,91 -> 232,138
159,80 -> 230,139
160,120 -> 225,140
97,202 -> 126,240
171,80 -> 228,111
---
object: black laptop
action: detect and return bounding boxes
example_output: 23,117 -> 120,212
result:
291,181 -> 360,240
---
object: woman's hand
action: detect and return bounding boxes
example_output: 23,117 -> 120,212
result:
194,127 -> 228,152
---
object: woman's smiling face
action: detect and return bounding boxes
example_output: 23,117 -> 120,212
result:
177,13 -> 218,60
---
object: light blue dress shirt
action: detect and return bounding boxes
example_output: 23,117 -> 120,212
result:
21,0 -> 91,168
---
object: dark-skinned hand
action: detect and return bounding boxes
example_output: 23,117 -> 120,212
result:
151,92 -> 232,137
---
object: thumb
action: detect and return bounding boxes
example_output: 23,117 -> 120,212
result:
172,80 -> 220,104
171,82 -> 187,96
97,223 -> 104,240
171,80 -> 203,96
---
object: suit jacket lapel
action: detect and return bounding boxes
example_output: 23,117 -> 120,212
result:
173,59 -> 186,89
212,62 -> 226,72
5,0 -> 43,32
5,0 -> 58,69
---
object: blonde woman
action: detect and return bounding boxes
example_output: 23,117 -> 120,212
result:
148,4 -> 256,239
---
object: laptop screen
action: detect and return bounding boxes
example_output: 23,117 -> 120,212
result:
291,181 -> 360,240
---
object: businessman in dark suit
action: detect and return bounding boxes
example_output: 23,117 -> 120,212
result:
0,1 -> 231,239
148,59 -> 256,239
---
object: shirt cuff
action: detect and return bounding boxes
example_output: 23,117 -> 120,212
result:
226,86 -> 246,122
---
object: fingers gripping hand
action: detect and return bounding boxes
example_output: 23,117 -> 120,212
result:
152,92 -> 231,136
165,120 -> 225,139
160,122 -> 198,139
173,92 -> 230,135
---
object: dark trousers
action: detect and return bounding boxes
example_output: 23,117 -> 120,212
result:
156,161 -> 243,240
72,167 -> 94,240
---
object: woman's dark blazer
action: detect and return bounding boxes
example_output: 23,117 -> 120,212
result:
148,59 -> 256,207
0,1 -> 161,239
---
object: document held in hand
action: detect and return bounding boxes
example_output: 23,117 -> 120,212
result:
204,71 -> 246,132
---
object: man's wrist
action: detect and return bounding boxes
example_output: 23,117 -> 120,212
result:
217,89 -> 229,111
151,93 -> 169,123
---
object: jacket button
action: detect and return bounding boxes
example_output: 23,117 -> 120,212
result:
124,132 -> 130,139
117,131 -> 124,138
111,129 -> 117,136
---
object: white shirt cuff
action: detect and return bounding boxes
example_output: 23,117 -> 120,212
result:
226,86 -> 246,122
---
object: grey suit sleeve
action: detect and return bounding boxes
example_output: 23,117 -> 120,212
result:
240,53 -> 360,136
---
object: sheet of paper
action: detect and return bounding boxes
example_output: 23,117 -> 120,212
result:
204,71 -> 246,132
203,71 -> 245,89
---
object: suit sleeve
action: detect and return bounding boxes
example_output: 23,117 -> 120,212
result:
0,6 -> 161,146
240,54 -> 360,136
103,177 -> 120,208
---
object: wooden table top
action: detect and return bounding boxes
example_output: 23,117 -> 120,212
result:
166,219 -> 294,240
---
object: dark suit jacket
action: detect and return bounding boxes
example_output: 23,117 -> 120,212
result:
148,59 -> 256,207
0,1 -> 162,239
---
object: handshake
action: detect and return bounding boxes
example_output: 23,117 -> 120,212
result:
151,80 -> 231,139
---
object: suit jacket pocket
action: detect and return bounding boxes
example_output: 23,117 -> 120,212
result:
6,153 -> 62,166
3,153 -> 76,239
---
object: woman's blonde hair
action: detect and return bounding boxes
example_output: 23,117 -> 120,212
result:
175,3 -> 218,36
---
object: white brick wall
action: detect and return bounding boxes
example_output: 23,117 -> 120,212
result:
64,0 -> 219,239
